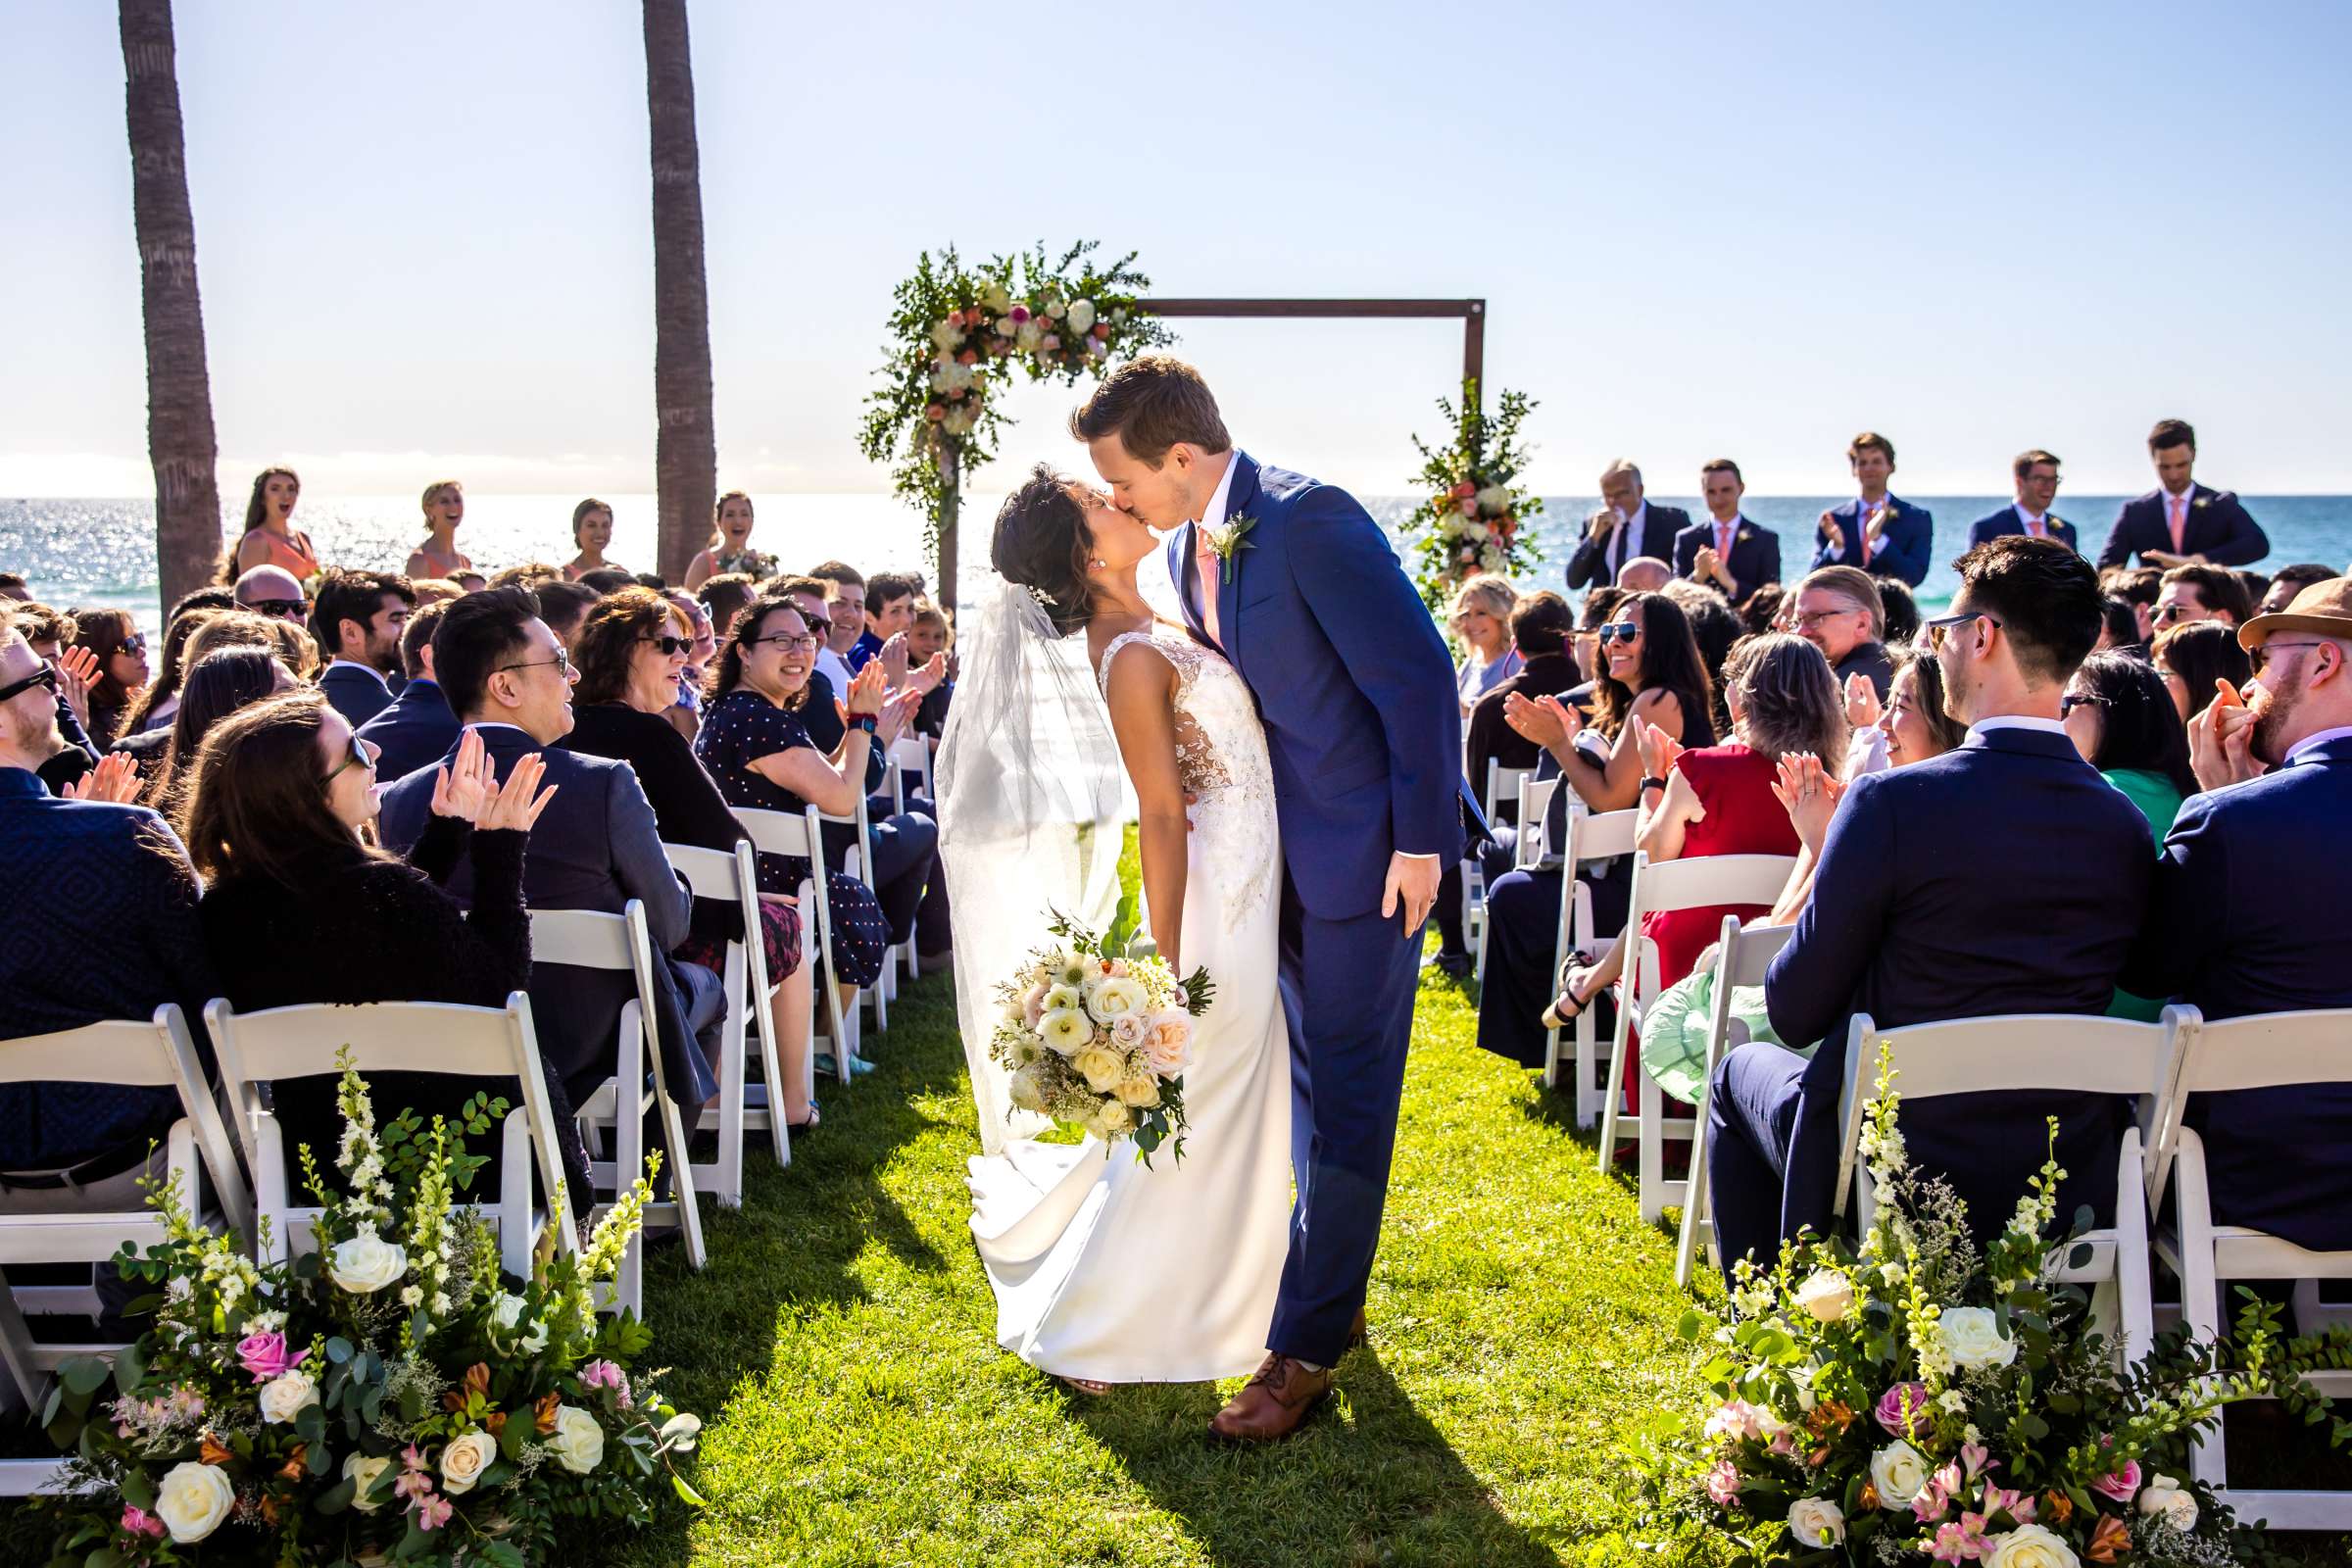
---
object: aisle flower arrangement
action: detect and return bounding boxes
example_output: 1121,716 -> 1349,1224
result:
1402,377 -> 1544,611
1634,1049 -> 2352,1565
31,1056 -> 701,1567
985,898 -> 1213,1165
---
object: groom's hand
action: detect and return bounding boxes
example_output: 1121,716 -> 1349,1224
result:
1382,852 -> 1443,936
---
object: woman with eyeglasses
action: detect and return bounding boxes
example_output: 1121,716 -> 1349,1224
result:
2152,619 -> 2252,725
1447,574 -> 1522,719
563,589 -> 818,1128
696,593 -> 900,1056
67,608 -> 151,748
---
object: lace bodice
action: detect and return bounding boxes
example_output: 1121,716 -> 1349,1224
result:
1097,625 -> 1278,924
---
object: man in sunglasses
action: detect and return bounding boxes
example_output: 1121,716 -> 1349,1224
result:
1705,537 -> 2154,1280
231,564 -> 311,625
2151,563 -> 2252,633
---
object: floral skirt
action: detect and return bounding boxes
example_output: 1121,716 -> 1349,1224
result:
679,894 -> 806,986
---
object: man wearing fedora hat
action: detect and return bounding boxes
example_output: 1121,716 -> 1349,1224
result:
2124,575 -> 2352,1253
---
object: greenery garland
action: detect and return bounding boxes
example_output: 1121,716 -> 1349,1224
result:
1401,378 -> 1544,611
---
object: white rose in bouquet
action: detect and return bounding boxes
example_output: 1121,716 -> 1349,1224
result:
491,1291 -> 550,1353
982,281 -> 1012,314
1066,299 -> 1097,332
1939,1306 -> 2018,1369
344,1451 -> 392,1512
1038,1008 -> 1092,1055
1086,975 -> 1149,1025
1086,1100 -> 1135,1139
1793,1268 -> 1854,1322
155,1460 -> 235,1544
1109,1013 -> 1149,1049
552,1405 -> 608,1475
259,1369 -> 319,1425
1006,1065 -> 1046,1112
2136,1473 -> 2197,1531
440,1429 -> 498,1494
1044,983 -> 1083,1014
1474,484 -> 1511,514
328,1230 -> 408,1295
1868,1439 -> 1932,1506
1072,1044 -> 1126,1094
1786,1495 -> 1844,1547
1113,1072 -> 1161,1109
1987,1523 -> 2080,1567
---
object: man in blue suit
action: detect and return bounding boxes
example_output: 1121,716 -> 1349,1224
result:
1076,357 -> 1469,1442
356,600 -> 459,782
2122,577 -> 2352,1250
1809,431 -> 1933,587
1673,459 -> 1782,605
1564,460 -> 1688,591
1965,450 -> 2079,554
311,568 -> 415,727
1705,538 -> 2153,1277
2096,418 -> 2270,569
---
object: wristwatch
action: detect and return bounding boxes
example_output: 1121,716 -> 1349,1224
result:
1640,775 -> 1669,794
852,714 -> 879,735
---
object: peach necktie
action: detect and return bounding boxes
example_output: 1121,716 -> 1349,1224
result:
2168,495 -> 2188,554
1195,526 -> 1223,648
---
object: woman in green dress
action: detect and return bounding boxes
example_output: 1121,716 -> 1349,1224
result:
2061,652 -> 2197,1021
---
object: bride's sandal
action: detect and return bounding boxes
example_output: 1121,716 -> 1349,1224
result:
1058,1376 -> 1115,1397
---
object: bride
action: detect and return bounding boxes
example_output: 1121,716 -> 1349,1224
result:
937,465 -> 1293,1394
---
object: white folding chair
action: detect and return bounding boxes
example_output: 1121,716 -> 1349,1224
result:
2146,1005 -> 2352,1529
735,804 -> 861,1084
1674,915 -> 1797,1288
1540,806 -> 1640,1127
1832,1010 -> 2180,1366
1461,759 -> 1533,964
665,841 -> 797,1205
531,904 -> 709,1318
0,1006 -> 251,1422
1474,770 -> 1554,987
206,993 -> 577,1282
886,735 -> 933,985
821,794 -> 891,1031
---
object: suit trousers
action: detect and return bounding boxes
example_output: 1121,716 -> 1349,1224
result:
1704,1040 -> 1807,1282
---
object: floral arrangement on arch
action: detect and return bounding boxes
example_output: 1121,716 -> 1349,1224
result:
1630,1048 -> 2352,1566
857,240 -> 1173,551
1402,378 -> 1544,612
30,1055 -> 702,1567
986,900 -> 1212,1165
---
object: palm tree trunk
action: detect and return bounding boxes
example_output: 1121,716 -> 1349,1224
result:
642,0 -> 716,586
119,0 -> 221,612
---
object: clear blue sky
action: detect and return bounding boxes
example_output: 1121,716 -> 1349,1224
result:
5,0 -> 2349,500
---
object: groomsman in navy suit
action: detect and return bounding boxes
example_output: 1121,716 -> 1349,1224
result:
2096,418 -> 2270,569
1965,450 -> 2078,554
1704,537 -> 2153,1275
1564,460 -> 1687,591
1809,431 -> 1933,587
1673,460 -> 1781,605
2123,576 -> 2352,1251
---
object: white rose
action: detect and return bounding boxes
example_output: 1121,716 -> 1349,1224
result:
1869,1439 -> 1932,1506
942,406 -> 976,437
1940,1306 -> 2018,1369
155,1460 -> 235,1544
1071,1045 -> 1126,1094
259,1368 -> 319,1425
1066,299 -> 1096,332
1014,320 -> 1045,352
1006,1065 -> 1046,1112
2137,1472 -> 2197,1531
1793,1269 -> 1854,1322
328,1230 -> 408,1295
1787,1495 -> 1845,1548
1987,1523 -> 2081,1568
440,1429 -> 498,1494
1037,1008 -> 1092,1055
1087,1100 -> 1134,1139
551,1404 -> 606,1475
1085,976 -> 1149,1025
1474,484 -> 1511,514
1043,983 -> 1083,1014
344,1451 -> 392,1512
928,318 -> 963,352
1113,1073 -> 1161,1109
982,282 -> 1011,314
491,1292 -> 549,1353
1109,1013 -> 1149,1049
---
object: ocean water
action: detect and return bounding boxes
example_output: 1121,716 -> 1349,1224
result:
5,492 -> 2348,635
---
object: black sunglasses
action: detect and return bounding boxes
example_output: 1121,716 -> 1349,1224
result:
1596,622 -> 1642,645
322,728 -> 374,786
245,598 -> 309,618
2058,692 -> 2107,716
0,664 -> 58,704
641,635 -> 691,657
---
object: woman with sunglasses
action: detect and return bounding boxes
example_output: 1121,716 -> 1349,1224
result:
563,589 -> 818,1128
67,608 -> 151,748
1506,591 -> 1715,813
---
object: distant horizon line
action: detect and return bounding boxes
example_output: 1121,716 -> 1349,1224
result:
14,490 -> 2352,503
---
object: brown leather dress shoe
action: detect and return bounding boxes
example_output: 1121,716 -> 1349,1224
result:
1209,1354 -> 1335,1442
1348,1306 -> 1367,1349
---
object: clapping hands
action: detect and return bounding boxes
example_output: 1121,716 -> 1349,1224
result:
879,632 -> 911,690
1769,753 -> 1845,856
55,646 -> 98,730
1843,672 -> 1882,730
844,661 -> 889,719
430,730 -> 559,832
1816,509 -> 1845,557
1633,717 -> 1684,781
61,751 -> 139,805
906,651 -> 948,697
1503,690 -> 1582,751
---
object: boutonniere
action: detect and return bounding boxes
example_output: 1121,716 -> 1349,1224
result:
1737,528 -> 1753,544
1203,514 -> 1257,584
2193,496 -> 2210,509
1883,503 -> 1899,519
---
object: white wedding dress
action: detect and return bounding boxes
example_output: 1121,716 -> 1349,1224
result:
963,624 -> 1294,1383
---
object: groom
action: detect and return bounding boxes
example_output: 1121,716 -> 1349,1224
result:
1074,357 -> 1472,1440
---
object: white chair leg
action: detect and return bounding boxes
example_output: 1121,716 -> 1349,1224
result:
1675,1090 -> 1714,1290
1597,983 -> 1634,1172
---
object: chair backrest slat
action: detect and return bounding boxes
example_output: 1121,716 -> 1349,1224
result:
1634,854 -> 1796,917
528,906 -> 636,970
1566,807 -> 1639,868
203,1000 -> 534,1081
735,804 -> 818,859
663,841 -> 744,900
1867,1015 -> 2176,1100
1516,777 -> 1559,870
2176,1008 -> 2352,1092
1724,920 -> 1795,988
0,1020 -> 189,1087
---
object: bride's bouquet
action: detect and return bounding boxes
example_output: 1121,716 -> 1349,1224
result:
987,899 -> 1213,1164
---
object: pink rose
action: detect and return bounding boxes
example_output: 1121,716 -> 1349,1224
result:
1874,1382 -> 1934,1439
924,405 -> 945,421
1704,1460 -> 1741,1508
2090,1459 -> 2141,1501
579,1358 -> 632,1409
1145,1014 -> 1193,1079
236,1331 -> 302,1384
1451,480 -> 1476,499
1010,305 -> 1031,323
1043,334 -> 1060,351
1458,498 -> 1479,517
1110,1013 -> 1149,1049
122,1504 -> 166,1539
1092,321 -> 1110,339
957,348 -> 978,366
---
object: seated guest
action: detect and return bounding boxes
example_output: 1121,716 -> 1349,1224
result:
1873,576 -> 1919,647
409,577 -> 464,606
123,591 -> 232,736
1843,639 -> 1970,780
2096,417 -> 2269,569
849,571 -> 919,672
68,608 -> 149,748
0,629 -> 217,1207
231,564 -> 311,627
532,579 -> 599,651
808,564 -> 868,687
2152,562 -> 2253,632
181,700 -> 571,1185
1790,565 -> 1896,702
1448,574 -> 1523,719
1565,460 -> 1686,592
2060,652 -> 2194,1022
2103,564 -> 2163,645
1660,580 -> 1740,697
309,569 -> 416,726
1706,537 -> 2152,1276
2093,594 -> 2141,656
562,589 -> 816,1128
776,575 -> 855,700
1569,586 -> 1625,686
489,562 -> 565,592
2152,620 -> 2250,724
375,587 -> 724,1139
695,571 -> 758,646
0,574 -> 26,603
1810,431 -> 1933,587
356,599 -> 459,782
906,599 -> 955,740
661,589 -> 717,742
1966,450 -> 2077,552
2123,577 -> 2352,1250
1673,460 -> 1781,604
1738,583 -> 1785,638
149,647 -> 295,810
454,570 -> 486,594
577,567 -> 638,597
1616,557 -> 1673,594
2259,563 -> 2338,617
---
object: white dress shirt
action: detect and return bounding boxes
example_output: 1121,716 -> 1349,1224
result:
1608,502 -> 1649,582
1966,713 -> 2071,744
2012,503 -> 2052,538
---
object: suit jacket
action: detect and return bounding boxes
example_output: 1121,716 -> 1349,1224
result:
319,662 -> 396,727
376,724 -> 718,1110
1673,516 -> 1782,603
2096,484 -> 2269,568
1809,497 -> 1934,587
2121,735 -> 2352,1249
1764,726 -> 2154,1246
1565,504 -> 1688,591
355,676 -> 461,783
1164,451 -> 1474,919
1965,505 -> 2079,555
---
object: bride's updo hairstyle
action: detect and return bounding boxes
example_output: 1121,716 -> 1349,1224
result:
991,465 -> 1096,636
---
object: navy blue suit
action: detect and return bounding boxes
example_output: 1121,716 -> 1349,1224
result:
318,662 -> 396,727
1809,497 -> 1934,587
1565,504 -> 1688,591
2096,485 -> 2269,568
1165,452 -> 1466,1365
1673,517 -> 1783,602
1705,726 -> 2154,1273
2121,735 -> 2352,1250
354,675 -> 460,783
1965,506 -> 2079,555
